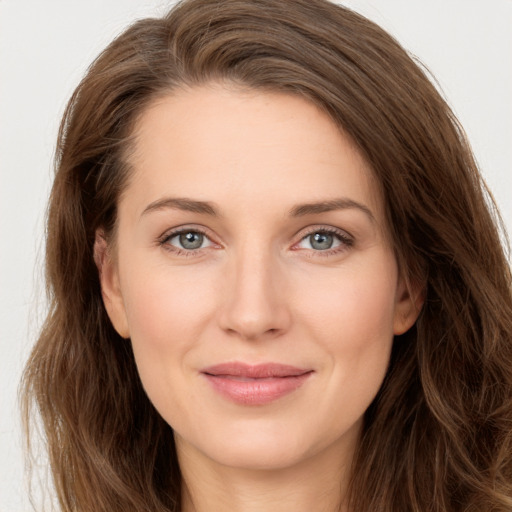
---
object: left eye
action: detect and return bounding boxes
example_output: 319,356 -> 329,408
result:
165,230 -> 213,250
297,230 -> 347,251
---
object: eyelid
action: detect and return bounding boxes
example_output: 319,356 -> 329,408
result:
291,225 -> 354,256
158,225 -> 221,255
157,224 -> 354,258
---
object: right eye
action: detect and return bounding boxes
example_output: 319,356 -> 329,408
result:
160,228 -> 214,255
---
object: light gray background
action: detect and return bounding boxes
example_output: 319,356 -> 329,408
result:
1,1 -> 511,510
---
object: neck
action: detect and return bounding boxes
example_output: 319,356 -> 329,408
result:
177,436 -> 354,512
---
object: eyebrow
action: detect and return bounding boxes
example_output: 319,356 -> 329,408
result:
141,196 -> 375,223
141,197 -> 219,217
288,198 -> 375,222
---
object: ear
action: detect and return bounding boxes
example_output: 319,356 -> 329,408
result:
393,275 -> 425,335
93,230 -> 130,339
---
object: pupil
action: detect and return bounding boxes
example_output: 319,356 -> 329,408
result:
180,232 -> 203,249
310,232 -> 333,250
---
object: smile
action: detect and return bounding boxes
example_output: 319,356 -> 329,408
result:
201,362 -> 314,405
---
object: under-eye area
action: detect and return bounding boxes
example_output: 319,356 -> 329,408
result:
20,1 -> 512,511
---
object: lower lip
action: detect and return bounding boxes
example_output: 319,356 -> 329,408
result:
203,373 -> 312,405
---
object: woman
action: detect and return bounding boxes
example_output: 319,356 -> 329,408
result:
22,0 -> 512,510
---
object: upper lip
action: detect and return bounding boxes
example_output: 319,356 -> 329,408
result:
201,362 -> 312,378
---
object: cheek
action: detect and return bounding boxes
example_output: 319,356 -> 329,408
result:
298,267 -> 396,428
293,254 -> 398,419
119,262 -> 223,429
120,259 -> 218,380
297,257 -> 398,351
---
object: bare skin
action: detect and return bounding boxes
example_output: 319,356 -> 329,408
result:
178,432 -> 354,512
95,84 -> 422,512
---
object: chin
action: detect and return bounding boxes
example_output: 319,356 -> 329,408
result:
207,437 -> 311,471
174,414 -> 360,473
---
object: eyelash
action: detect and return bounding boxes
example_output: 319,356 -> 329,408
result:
158,226 -> 213,258
295,226 -> 354,258
158,226 -> 354,258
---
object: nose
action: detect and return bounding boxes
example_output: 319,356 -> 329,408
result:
218,245 -> 292,341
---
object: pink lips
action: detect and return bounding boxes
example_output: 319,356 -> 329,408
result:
201,362 -> 313,405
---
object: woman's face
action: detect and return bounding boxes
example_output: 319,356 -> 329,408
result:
98,85 -> 420,472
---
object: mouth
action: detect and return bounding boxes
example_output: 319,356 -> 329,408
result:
201,362 -> 313,405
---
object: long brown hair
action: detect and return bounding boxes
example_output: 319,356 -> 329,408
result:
22,0 -> 512,510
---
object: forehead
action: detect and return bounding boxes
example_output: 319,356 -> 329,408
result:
124,84 -> 384,223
